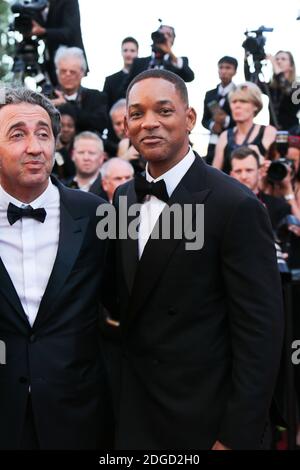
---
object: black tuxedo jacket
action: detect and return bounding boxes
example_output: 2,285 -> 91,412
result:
126,56 -> 195,86
103,70 -> 128,112
0,178 -> 113,449
59,87 -> 108,135
202,85 -> 235,132
110,154 -> 284,450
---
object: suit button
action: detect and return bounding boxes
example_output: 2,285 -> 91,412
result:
19,377 -> 28,384
29,334 -> 36,343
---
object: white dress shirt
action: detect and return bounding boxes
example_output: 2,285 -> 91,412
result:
0,181 -> 60,327
138,147 -> 195,258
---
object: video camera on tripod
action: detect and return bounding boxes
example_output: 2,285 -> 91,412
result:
9,0 -> 50,87
242,25 -> 273,63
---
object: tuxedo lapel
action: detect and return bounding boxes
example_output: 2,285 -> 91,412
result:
33,184 -> 89,330
120,182 -> 139,293
124,155 -> 211,327
0,258 -> 29,325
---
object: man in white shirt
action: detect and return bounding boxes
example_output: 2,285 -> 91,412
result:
66,131 -> 105,197
0,87 -> 113,449
202,56 -> 238,164
109,69 -> 284,450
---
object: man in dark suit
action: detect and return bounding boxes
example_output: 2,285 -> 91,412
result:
126,25 -> 194,86
103,37 -> 139,112
52,47 -> 108,135
109,69 -> 284,449
65,131 -> 107,199
229,146 -> 291,230
30,0 -> 88,86
0,87 -> 113,449
202,56 -> 238,164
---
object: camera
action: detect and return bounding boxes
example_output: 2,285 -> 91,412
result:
10,0 -> 48,36
267,158 -> 295,182
242,25 -> 273,63
151,30 -> 166,54
267,131 -> 295,182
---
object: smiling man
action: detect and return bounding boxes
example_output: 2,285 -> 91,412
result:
0,87 -> 113,450
109,69 -> 284,450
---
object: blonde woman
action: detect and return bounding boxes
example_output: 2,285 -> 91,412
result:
213,82 -> 276,173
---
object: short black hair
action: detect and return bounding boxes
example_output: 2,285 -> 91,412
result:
126,69 -> 189,106
122,36 -> 139,49
231,146 -> 260,167
218,56 -> 238,70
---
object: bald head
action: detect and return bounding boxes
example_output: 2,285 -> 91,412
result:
101,158 -> 134,202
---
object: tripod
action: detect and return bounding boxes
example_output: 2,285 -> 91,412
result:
11,36 -> 50,90
247,56 -> 280,129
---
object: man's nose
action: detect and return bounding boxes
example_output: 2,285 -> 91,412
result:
26,135 -> 42,155
141,112 -> 160,129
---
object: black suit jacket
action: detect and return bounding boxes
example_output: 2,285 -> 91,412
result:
259,192 -> 291,231
0,178 -> 113,449
126,56 -> 195,87
202,85 -> 235,132
110,154 -> 284,450
60,87 -> 108,135
103,70 -> 128,112
45,0 -> 88,85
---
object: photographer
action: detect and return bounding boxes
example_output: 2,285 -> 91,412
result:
202,56 -> 238,164
262,136 -> 300,220
28,0 -> 87,86
245,50 -> 300,131
125,24 -> 194,85
230,146 -> 292,230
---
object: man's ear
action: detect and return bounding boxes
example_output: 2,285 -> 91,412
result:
101,177 -> 108,192
186,107 -> 197,133
124,115 -> 130,138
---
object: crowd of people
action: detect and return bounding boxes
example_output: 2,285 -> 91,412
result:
1,0 -> 300,453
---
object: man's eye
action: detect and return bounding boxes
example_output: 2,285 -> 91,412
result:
11,132 -> 24,139
38,132 -> 49,138
160,108 -> 172,115
130,112 -> 142,119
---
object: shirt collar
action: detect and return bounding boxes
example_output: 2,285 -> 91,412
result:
73,172 -> 99,192
218,82 -> 235,96
0,179 -> 58,209
145,146 -> 195,197
64,92 -> 78,101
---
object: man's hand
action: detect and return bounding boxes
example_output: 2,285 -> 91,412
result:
211,440 -> 231,450
51,90 -> 67,108
31,20 -> 46,37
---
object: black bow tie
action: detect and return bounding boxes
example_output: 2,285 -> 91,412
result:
134,174 -> 169,203
7,202 -> 47,226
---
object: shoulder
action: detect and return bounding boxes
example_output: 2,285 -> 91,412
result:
80,87 -> 106,100
105,70 -> 124,82
263,124 -> 277,138
58,182 -> 107,213
204,87 -> 218,99
132,56 -> 151,66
